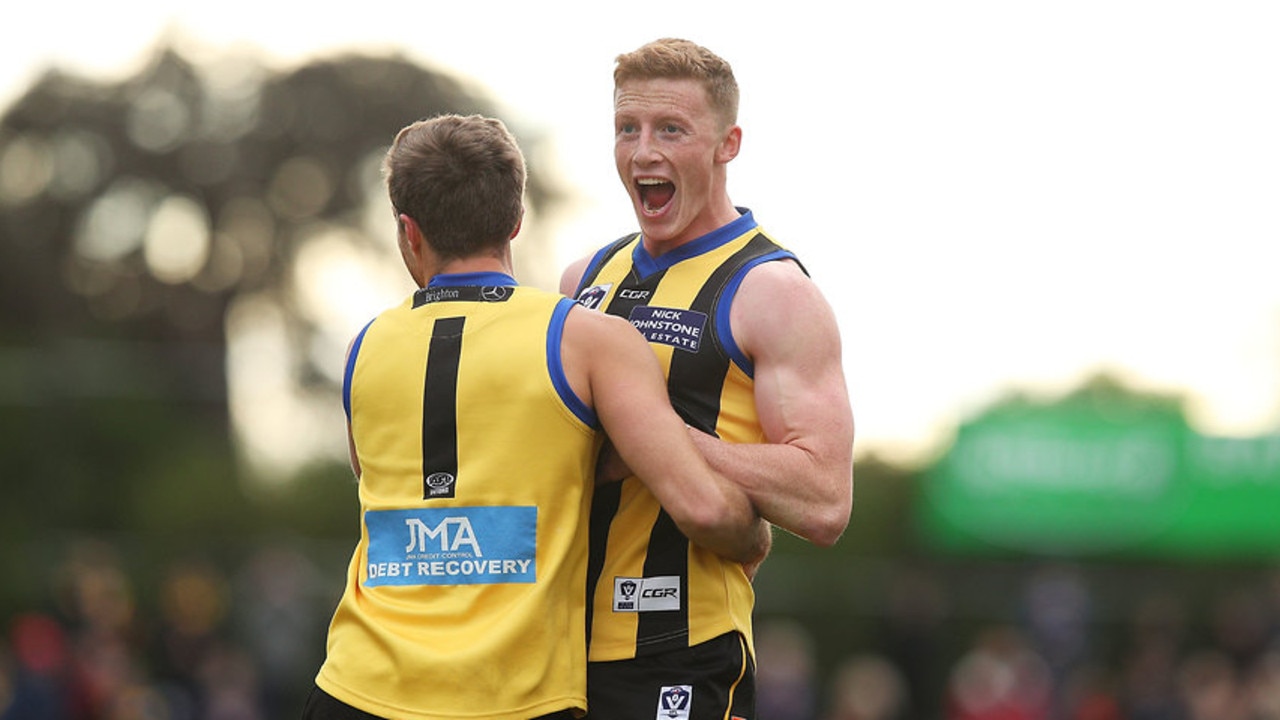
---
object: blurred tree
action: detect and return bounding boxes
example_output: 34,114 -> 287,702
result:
0,44 -> 564,550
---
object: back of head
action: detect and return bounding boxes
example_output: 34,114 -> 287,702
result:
613,38 -> 739,128
383,114 -> 526,259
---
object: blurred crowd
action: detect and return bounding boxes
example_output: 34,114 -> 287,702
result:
757,564 -> 1280,720
4,539 -> 1280,720
0,539 -> 331,720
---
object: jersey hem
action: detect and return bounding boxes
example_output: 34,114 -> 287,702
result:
316,672 -> 585,720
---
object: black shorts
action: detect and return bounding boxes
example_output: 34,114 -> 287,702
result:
584,631 -> 755,720
301,686 -> 578,720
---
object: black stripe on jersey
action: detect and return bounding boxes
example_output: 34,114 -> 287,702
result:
635,508 -> 691,653
667,232 -> 778,433
421,316 -> 465,499
603,266 -> 665,319
599,262 -> 691,652
636,232 -> 783,653
585,480 -> 622,645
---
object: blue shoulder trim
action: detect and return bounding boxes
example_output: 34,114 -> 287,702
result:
716,249 -> 798,378
342,319 -> 376,421
548,298 -> 598,428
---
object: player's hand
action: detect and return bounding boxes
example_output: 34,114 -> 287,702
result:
594,440 -> 632,485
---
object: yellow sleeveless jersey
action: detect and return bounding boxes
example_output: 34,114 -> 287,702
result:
316,272 -> 601,720
571,210 -> 804,662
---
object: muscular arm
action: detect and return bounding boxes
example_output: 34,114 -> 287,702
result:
562,306 -> 769,564
690,260 -> 854,547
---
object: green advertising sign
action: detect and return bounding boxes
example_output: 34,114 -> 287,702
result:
918,392 -> 1280,558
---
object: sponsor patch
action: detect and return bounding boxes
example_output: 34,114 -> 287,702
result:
424,471 -> 456,499
656,685 -> 693,720
627,306 -> 707,352
613,575 -> 681,612
364,506 -> 536,587
575,283 -> 613,310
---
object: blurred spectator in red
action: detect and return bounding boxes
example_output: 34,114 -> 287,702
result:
3,612 -> 93,719
944,625 -> 1051,720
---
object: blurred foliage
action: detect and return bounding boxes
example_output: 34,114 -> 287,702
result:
0,43 -> 560,553
0,46 -> 569,716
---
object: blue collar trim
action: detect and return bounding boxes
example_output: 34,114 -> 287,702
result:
633,208 -> 756,276
427,271 -> 517,288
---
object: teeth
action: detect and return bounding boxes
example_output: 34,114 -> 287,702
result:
637,178 -> 666,185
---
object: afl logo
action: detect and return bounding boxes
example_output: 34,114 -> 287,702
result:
424,472 -> 456,498
480,286 -> 511,302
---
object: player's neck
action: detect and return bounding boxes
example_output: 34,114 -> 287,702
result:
431,250 -> 513,280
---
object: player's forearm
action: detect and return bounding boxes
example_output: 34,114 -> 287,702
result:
690,430 -> 852,547
669,478 -> 769,564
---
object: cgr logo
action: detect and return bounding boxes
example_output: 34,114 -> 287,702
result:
613,575 -> 680,612
404,516 -> 482,556
618,288 -> 650,300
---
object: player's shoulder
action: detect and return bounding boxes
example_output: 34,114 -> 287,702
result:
739,255 -> 817,297
732,256 -> 836,342
559,255 -> 592,296
562,301 -> 638,342
563,233 -> 639,284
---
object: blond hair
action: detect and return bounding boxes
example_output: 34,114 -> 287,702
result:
614,38 -> 739,127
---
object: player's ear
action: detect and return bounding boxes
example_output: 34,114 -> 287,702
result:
509,209 -> 524,240
399,214 -> 424,253
716,125 -> 741,164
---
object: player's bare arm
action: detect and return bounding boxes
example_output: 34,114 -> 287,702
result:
560,255 -> 629,486
561,306 -> 768,564
690,259 -> 854,547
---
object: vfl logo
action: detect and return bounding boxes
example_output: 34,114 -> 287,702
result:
575,283 -> 612,310
656,685 -> 692,720
424,471 -> 456,499
615,578 -> 638,610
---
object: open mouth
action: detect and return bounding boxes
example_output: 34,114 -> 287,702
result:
637,178 -> 675,214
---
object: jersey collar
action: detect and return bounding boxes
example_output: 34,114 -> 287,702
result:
632,208 -> 757,277
426,271 -> 517,288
